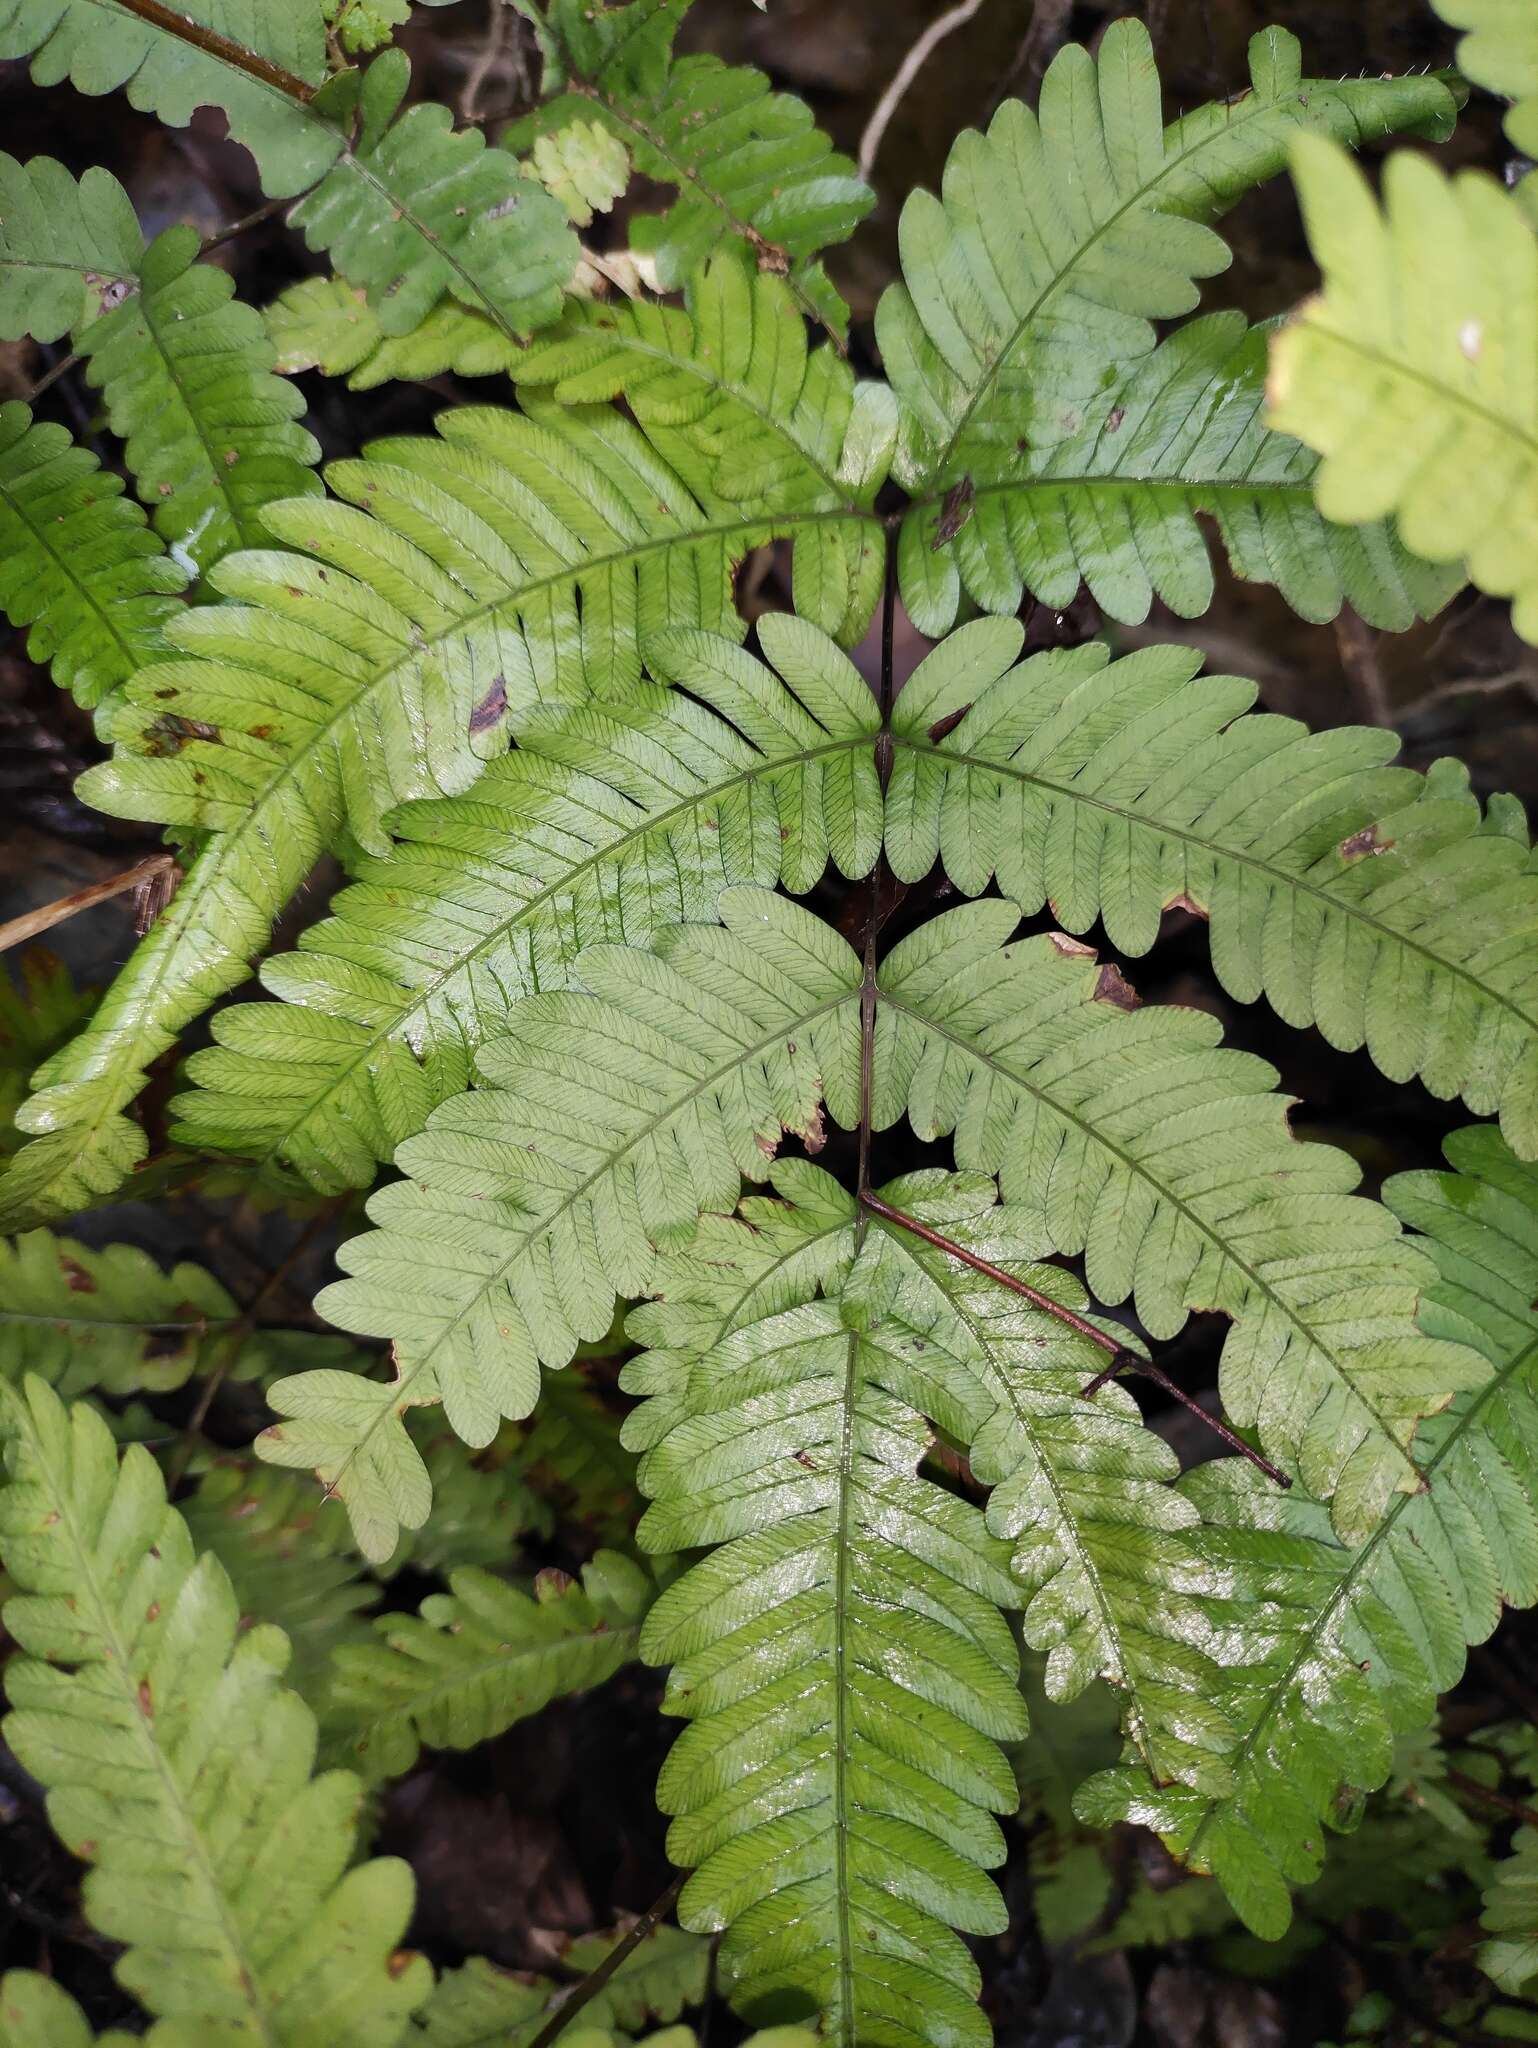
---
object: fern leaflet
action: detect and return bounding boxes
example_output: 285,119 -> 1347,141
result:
1483,1829 -> 1538,1993
1435,0 -> 1538,154
0,1375 -> 433,2040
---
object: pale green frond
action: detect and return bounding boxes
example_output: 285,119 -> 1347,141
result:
0,402 -> 185,716
887,633 -> 1538,1155
1483,1830 -> 1538,1994
0,374 -> 875,1228
871,901 -> 1488,1540
1080,1125 -> 1538,1939
1270,137 -> 1538,644
514,0 -> 874,335
308,885 -> 864,1463
180,1458 -> 378,1697
0,1972 -> 136,2048
0,953 -> 95,1153
1435,0 -> 1538,153
323,1548 -> 651,1780
0,1376 -> 433,2042
291,50 -> 578,343
0,0 -> 340,196
0,150 -> 141,341
898,312 -> 1460,636
876,22 -> 1458,497
258,1363 -> 434,1566
77,224 -> 321,575
172,611 -> 881,1190
527,117 -> 630,226
627,1223 -> 1027,2048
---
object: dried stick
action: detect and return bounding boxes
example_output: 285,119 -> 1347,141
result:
524,1874 -> 688,2048
858,0 -> 986,181
0,855 -> 178,955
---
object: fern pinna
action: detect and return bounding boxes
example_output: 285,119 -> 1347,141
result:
1,0 -> 1537,2041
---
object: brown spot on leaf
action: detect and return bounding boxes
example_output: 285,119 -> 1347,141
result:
793,1450 -> 818,1469
1340,823 -> 1393,861
469,675 -> 508,736
1164,891 -> 1208,920
143,711 -> 219,756
1047,931 -> 1097,959
60,1256 -> 95,1293
145,1602 -> 160,1623
800,1104 -> 828,1155
137,1679 -> 153,1718
1105,405 -> 1126,432
1093,963 -> 1142,1011
931,476 -> 976,551
388,1951 -> 421,1980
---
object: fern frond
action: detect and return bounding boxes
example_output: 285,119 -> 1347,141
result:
1435,0 -> 1538,153
507,1371 -> 637,1548
897,313 -> 1461,636
1483,1830 -> 1538,1993
0,361 -> 895,1228
291,49 -> 578,343
324,1549 -> 651,1780
0,1376 -> 433,2039
873,896 -> 1486,1541
0,403 -> 185,715
515,0 -> 874,335
180,1458 -> 378,1697
173,602 -> 882,1190
309,884 -> 863,1454
886,629 -> 1538,1155
76,222 -> 321,575
1270,137 -> 1538,644
1081,1125 -> 1538,1938
0,1972 -> 135,2047
0,1227 -> 316,1396
0,150 -> 140,341
628,1232 -> 1026,2048
876,22 -> 1458,500
0,0 -> 339,196
384,1413 -> 551,1578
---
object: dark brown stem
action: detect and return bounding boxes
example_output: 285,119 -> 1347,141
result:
860,1194 -> 1291,1489
22,350 -> 80,406
106,0 -> 317,99
199,194 -> 291,256
525,1875 -> 687,2048
1447,1767 -> 1538,1832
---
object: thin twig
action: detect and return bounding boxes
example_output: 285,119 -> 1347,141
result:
1446,1767 -> 1538,1832
21,350 -> 81,406
524,1875 -> 687,2048
992,0 -> 1074,112
861,1193 -> 1291,1488
460,0 -> 514,126
1396,664 -> 1538,725
1334,608 -> 1392,727
105,0 -> 316,99
199,194 -> 290,258
858,0 -> 986,181
0,856 -> 178,955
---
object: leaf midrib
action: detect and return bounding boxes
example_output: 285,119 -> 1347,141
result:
878,986 -> 1422,1488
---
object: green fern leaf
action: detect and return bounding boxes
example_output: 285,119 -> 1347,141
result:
180,1458 -> 378,1697
0,1227 -> 330,1396
0,359 -> 889,1227
1435,0 -> 1538,154
0,1375 -> 433,2040
258,1361 -> 434,1565
627,1226 -> 1027,2048
1270,137 -> 1538,644
1081,1125 -> 1538,1938
1483,1829 -> 1538,1994
172,597 -> 883,1190
290,49 -> 578,343
0,1972 -> 136,2048
324,1548 -> 651,1780
0,150 -> 141,340
508,1370 -> 639,1545
0,402 -> 185,715
0,954 -> 95,1152
885,628 -> 1538,1155
515,0 -> 874,334
76,224 -> 321,574
383,1413 -> 551,1577
0,0 -> 339,196
897,312 -> 1461,636
876,22 -> 1457,502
